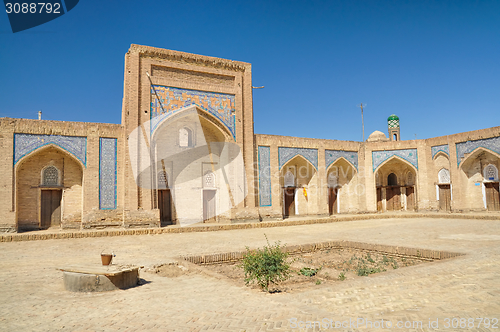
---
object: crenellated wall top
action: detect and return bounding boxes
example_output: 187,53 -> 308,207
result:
128,44 -> 250,72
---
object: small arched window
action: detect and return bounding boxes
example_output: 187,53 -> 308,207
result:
179,127 -> 193,147
484,164 -> 499,181
284,171 -> 295,187
204,171 -> 215,188
158,171 -> 169,189
407,172 -> 414,186
388,173 -> 398,186
438,168 -> 450,184
42,166 -> 59,186
328,172 -> 338,188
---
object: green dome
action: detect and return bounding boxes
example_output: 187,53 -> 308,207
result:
387,114 -> 399,121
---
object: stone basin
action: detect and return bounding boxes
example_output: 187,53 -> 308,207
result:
59,265 -> 139,292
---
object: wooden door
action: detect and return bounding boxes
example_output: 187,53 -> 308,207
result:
284,187 -> 295,217
438,185 -> 451,211
328,187 -> 337,215
158,189 -> 172,225
406,186 -> 415,211
387,187 -> 401,211
393,187 -> 401,210
485,183 -> 500,211
203,190 -> 217,222
41,190 -> 62,229
376,188 -> 382,212
386,187 -> 394,211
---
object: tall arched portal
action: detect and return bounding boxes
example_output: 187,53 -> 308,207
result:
375,157 -> 417,212
280,155 -> 317,218
150,105 -> 242,226
326,158 -> 357,214
15,145 -> 83,230
460,148 -> 500,211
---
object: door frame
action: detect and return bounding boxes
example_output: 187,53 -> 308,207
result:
158,189 -> 173,225
202,189 -> 217,222
283,186 -> 296,218
328,186 -> 338,215
437,184 -> 451,211
39,188 -> 63,229
484,181 -> 500,211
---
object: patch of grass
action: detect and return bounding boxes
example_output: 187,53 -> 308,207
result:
299,267 -> 320,277
338,272 -> 346,281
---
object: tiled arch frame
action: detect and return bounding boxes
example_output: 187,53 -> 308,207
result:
278,147 -> 318,170
372,149 -> 418,172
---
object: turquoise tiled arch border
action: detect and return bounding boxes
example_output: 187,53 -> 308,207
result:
372,149 -> 418,171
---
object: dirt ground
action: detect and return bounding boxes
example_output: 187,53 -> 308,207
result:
151,248 -> 428,293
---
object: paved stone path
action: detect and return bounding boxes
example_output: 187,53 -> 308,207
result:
1,217 -> 499,331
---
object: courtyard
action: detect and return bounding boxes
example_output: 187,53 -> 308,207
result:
0,216 -> 499,331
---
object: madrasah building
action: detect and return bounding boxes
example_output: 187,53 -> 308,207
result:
0,44 -> 499,232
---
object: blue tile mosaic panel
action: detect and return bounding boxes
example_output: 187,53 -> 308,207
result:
150,85 -> 235,139
456,136 -> 500,167
278,147 -> 318,169
14,133 -> 87,166
258,146 -> 272,207
99,138 -> 117,210
372,149 -> 418,171
325,150 -> 358,170
431,144 -> 449,159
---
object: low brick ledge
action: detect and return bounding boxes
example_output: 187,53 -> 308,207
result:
181,240 -> 464,265
1,212 -> 499,242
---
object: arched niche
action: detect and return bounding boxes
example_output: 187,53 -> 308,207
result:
15,144 -> 83,230
280,154 -> 318,218
326,157 -> 358,214
459,148 -> 500,211
374,156 -> 418,212
150,105 -> 238,225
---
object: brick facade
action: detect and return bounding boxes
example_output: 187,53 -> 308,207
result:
0,45 -> 499,232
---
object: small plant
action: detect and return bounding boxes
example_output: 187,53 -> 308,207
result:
315,279 -> 321,285
299,267 -> 319,277
366,253 -> 375,263
240,234 -> 291,292
338,272 -> 346,281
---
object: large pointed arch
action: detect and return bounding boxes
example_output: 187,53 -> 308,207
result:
459,147 -> 500,170
326,156 -> 358,175
151,104 -> 235,143
433,150 -> 450,161
375,155 -> 418,212
280,154 -> 318,218
374,155 -> 418,174
15,144 -> 84,231
281,154 -> 317,171
15,143 -> 85,172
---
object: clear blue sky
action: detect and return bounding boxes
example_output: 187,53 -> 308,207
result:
1,0 -> 499,142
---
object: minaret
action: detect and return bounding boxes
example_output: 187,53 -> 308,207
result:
388,114 -> 400,141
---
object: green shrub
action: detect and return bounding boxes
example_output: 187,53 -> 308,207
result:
240,235 -> 291,292
299,267 -> 319,277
